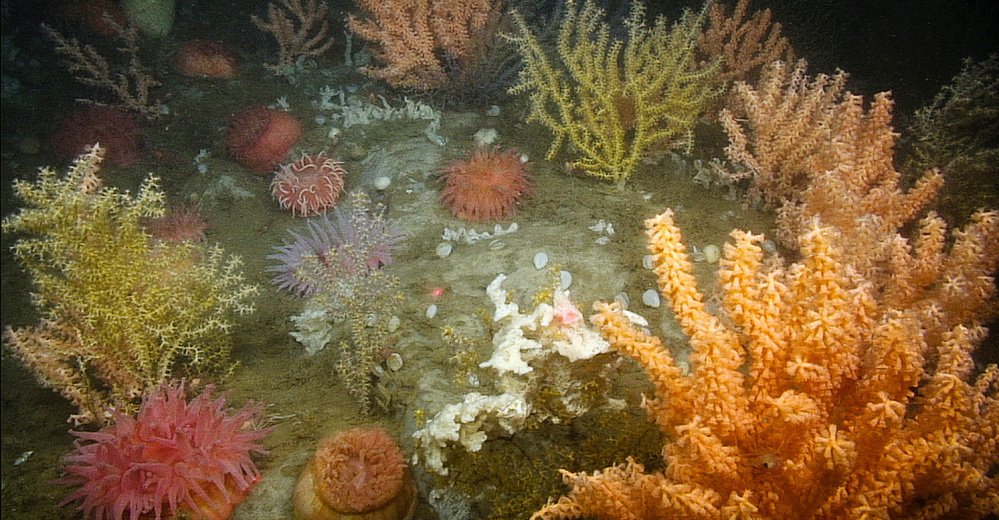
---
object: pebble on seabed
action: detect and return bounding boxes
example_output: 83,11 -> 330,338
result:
435,242 -> 453,258
533,251 -> 549,270
642,289 -> 661,308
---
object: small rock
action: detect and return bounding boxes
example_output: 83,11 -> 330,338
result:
642,289 -> 661,308
533,251 -> 549,270
435,242 -> 453,258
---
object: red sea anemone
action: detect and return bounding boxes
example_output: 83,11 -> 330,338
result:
52,106 -> 142,167
224,105 -> 303,174
61,384 -> 269,520
439,146 -> 531,222
293,427 -> 417,520
272,152 -> 347,217
143,204 -> 210,243
174,40 -> 239,79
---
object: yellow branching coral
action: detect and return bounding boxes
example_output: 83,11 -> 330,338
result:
533,209 -> 999,519
507,0 -> 720,184
2,146 -> 258,425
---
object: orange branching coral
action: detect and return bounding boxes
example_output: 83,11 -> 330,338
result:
347,0 -> 502,90
719,61 -> 945,251
698,0 -> 794,84
533,209 -> 999,519
718,60 -> 847,208
252,0 -> 335,75
779,91 -> 945,249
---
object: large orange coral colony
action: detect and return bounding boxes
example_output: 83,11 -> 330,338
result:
348,0 -> 501,90
533,209 -> 999,519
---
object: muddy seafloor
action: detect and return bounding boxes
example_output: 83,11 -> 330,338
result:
0,55 -> 777,518
2,1 -> 998,518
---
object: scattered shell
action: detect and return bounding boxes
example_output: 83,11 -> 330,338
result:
371,364 -> 386,378
425,304 -> 438,319
473,127 -> 498,147
373,175 -> 392,191
763,239 -> 778,254
614,292 -> 630,309
341,141 -> 367,160
642,254 -> 655,270
595,236 -> 611,245
533,251 -> 549,270
642,289 -> 661,308
13,451 -> 33,466
486,105 -> 501,116
559,270 -> 572,290
387,315 -> 401,333
435,242 -> 453,258
488,239 -> 506,251
703,244 -> 721,264
386,352 -> 404,372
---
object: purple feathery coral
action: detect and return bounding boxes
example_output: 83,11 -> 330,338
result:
267,191 -> 405,296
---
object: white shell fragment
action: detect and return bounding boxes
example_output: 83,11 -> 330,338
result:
425,304 -> 438,319
473,127 -> 498,147
643,254 -> 655,270
559,270 -> 573,290
533,251 -> 549,270
386,352 -> 404,372
642,289 -> 661,308
435,242 -> 453,258
614,292 -> 630,309
703,244 -> 721,264
373,175 -> 392,191
387,315 -> 401,333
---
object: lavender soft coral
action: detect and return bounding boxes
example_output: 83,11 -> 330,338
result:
268,191 -> 405,296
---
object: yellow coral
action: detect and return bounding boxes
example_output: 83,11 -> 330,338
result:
2,146 -> 258,425
507,0 -> 720,184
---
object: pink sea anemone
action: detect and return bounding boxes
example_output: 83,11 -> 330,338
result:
440,147 -> 531,222
272,152 -> 347,217
293,427 -> 417,520
143,204 -> 210,243
61,384 -> 269,520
